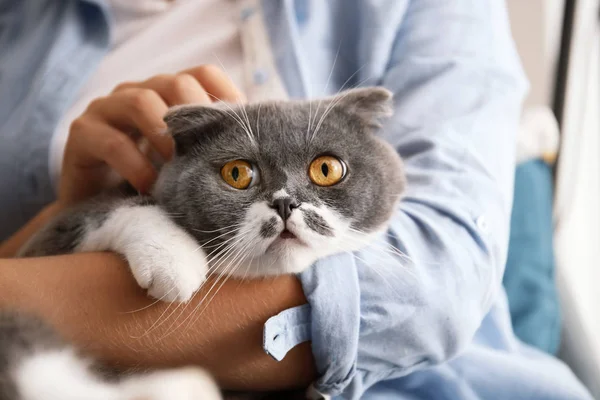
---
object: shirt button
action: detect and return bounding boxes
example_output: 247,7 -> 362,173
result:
253,69 -> 269,85
476,215 -> 489,233
240,6 -> 255,21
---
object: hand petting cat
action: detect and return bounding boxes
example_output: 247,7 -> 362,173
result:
0,66 -> 246,259
59,65 -> 245,206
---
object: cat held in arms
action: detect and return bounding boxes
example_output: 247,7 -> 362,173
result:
4,87 -> 405,400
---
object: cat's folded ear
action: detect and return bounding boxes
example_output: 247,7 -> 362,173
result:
328,87 -> 393,128
163,105 -> 229,155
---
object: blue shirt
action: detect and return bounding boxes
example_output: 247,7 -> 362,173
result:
0,1 -> 592,399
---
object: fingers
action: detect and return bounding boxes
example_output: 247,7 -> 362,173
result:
88,89 -> 173,160
68,116 -> 158,194
114,73 -> 212,106
112,65 -> 245,107
181,65 -> 246,103
60,65 -> 245,204
103,67 -> 243,161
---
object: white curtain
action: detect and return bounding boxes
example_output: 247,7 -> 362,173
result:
554,1 -> 600,397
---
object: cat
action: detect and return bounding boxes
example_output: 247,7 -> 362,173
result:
4,87 -> 405,400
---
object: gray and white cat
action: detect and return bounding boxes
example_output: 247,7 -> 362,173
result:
3,87 -> 405,400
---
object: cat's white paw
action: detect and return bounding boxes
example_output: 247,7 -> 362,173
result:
75,205 -> 207,303
121,367 -> 222,400
124,226 -> 208,303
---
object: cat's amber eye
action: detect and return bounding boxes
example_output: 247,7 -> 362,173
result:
221,160 -> 254,189
308,156 -> 346,187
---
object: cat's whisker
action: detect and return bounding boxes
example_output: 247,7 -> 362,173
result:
191,222 -> 244,234
161,230 -> 256,338
306,89 -> 313,138
309,41 -> 342,135
204,224 -> 256,263
203,245 -> 240,276
198,234 -> 258,308
238,243 -> 257,284
197,227 -> 244,249
344,226 -> 440,267
143,296 -> 191,341
210,54 -> 257,146
122,285 -> 178,316
299,217 -> 422,279
201,232 -> 247,249
338,64 -> 367,93
204,232 -> 257,287
345,226 -> 408,252
322,238 -> 419,290
342,230 -> 419,266
153,228 -> 255,340
156,242 -> 243,340
203,237 -> 249,276
265,247 -> 280,272
348,252 -> 409,299
184,235 -> 258,332
205,92 -> 256,144
173,240 -> 252,336
206,93 -> 246,124
195,241 -> 243,287
207,232 -> 256,286
204,236 -> 243,262
256,102 -> 262,141
308,64 -> 367,143
196,61 -> 252,142
129,285 -> 184,339
237,233 -> 265,283
207,247 -> 244,268
310,74 -> 373,142
240,100 -> 256,143
353,246 -> 419,281
202,242 -> 229,250
121,297 -> 164,315
198,235 -> 252,289
118,267 -> 189,317
334,237 -> 422,284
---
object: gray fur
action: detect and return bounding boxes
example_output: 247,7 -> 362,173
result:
9,87 -> 405,399
0,312 -> 64,400
302,210 -> 333,237
156,87 -> 405,256
259,217 -> 279,238
18,195 -> 155,257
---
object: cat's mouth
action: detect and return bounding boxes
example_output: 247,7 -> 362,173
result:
279,229 -> 296,239
266,226 -> 308,251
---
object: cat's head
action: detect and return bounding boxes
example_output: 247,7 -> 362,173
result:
154,87 -> 405,277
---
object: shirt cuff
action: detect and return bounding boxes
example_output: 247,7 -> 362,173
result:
262,252 -> 361,397
263,303 -> 311,361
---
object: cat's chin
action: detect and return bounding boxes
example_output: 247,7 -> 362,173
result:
218,249 -> 318,278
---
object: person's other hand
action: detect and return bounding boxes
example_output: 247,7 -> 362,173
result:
59,65 -> 244,205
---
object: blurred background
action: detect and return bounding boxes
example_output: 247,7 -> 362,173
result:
1,0 -> 598,397
505,0 -> 599,397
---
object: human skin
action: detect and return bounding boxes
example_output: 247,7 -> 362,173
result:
0,65 -> 316,390
0,230 -> 315,390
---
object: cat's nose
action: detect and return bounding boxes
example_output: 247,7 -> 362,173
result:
270,198 -> 299,221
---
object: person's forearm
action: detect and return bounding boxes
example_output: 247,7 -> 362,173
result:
0,202 -> 64,258
0,253 -> 315,391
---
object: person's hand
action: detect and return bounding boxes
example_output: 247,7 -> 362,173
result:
59,65 -> 244,205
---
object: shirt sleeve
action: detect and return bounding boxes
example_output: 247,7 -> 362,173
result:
262,1 -> 529,398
